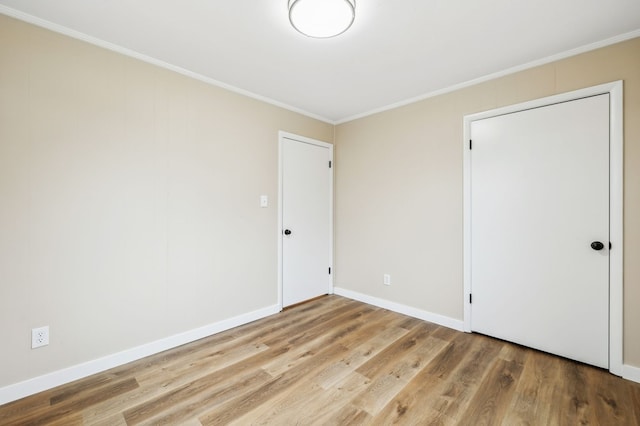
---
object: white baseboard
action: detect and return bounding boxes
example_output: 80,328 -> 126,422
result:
623,363 -> 640,384
334,287 -> 464,332
0,304 -> 280,406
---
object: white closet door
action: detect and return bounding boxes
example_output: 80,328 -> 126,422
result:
470,94 -> 610,368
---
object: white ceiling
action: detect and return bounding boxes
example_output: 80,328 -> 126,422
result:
1,0 -> 640,123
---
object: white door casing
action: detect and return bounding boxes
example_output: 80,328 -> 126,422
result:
278,132 -> 333,308
463,81 -> 623,375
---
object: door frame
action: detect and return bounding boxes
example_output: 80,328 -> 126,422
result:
278,131 -> 334,310
463,81 -> 623,375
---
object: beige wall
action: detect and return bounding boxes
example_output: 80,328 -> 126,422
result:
335,37 -> 640,367
0,14 -> 333,388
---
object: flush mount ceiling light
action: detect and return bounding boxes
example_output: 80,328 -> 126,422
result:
288,0 -> 356,38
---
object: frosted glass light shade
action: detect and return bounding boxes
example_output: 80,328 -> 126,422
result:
288,0 -> 356,38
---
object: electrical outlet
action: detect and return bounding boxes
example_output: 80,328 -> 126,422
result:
383,274 -> 391,286
32,326 -> 49,349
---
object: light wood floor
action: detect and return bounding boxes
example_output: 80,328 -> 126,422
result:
2,295 -> 639,425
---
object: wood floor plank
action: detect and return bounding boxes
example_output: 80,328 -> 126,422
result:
134,369 -> 274,425
315,320 -> 410,389
457,356 -> 524,426
264,303 -> 377,349
198,343 -> 351,425
231,324 -> 441,425
125,351 -> 280,424
198,306 -> 390,424
501,349 -> 562,426
554,359 -> 597,425
630,382 -> 640,425
583,363 -> 638,425
0,392 -> 52,424
49,374 -> 121,406
2,378 -> 139,426
373,332 -> 498,425
41,413 -> 85,426
80,329 -> 253,423
132,338 -> 267,385
90,342 -> 268,424
2,295 -> 639,425
226,380 -> 326,425
279,373 -> 372,425
259,305 -> 380,377
228,320 -> 412,426
316,403 -> 373,425
351,335 -> 449,416
261,298 -> 369,347
87,299 -> 360,424
356,321 -> 439,379
108,327 -> 238,382
424,331 -> 478,379
84,413 -> 128,426
422,334 -> 504,424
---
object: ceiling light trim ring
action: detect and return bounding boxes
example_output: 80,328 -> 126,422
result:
288,0 -> 356,39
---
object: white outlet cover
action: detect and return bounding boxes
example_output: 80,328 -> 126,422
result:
32,326 -> 50,349
260,195 -> 268,208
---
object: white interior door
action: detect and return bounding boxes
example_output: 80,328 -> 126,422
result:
281,134 -> 332,307
470,94 -> 610,368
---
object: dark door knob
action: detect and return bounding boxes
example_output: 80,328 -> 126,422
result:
284,229 -> 292,235
591,241 -> 604,251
